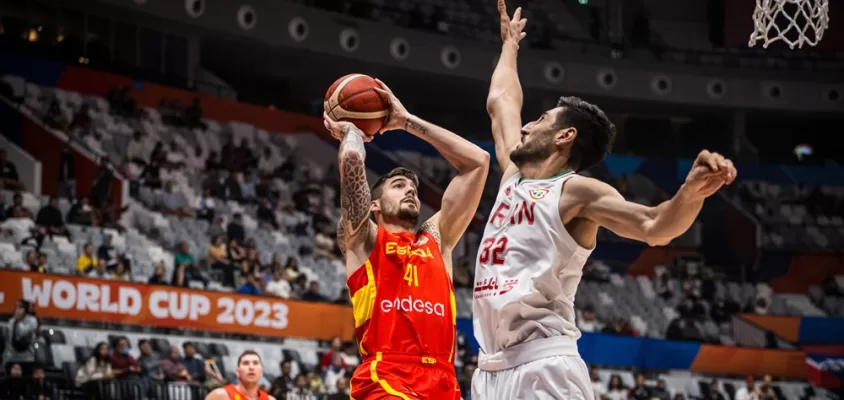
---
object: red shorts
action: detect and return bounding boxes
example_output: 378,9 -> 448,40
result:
350,353 -> 461,400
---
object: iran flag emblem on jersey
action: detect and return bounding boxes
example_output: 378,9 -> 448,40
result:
528,188 -> 551,200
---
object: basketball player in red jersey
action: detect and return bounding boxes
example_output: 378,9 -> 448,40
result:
324,80 -> 490,400
205,351 -> 275,400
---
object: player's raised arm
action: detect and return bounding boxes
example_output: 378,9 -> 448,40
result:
203,388 -> 228,400
573,150 -> 737,247
374,81 -> 490,254
488,0 -> 528,184
324,113 -> 376,260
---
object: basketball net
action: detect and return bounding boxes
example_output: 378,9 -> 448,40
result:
748,0 -> 829,49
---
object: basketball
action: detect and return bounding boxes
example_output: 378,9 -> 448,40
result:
324,74 -> 389,136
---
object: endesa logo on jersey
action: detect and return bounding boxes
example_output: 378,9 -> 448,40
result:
380,296 -> 446,317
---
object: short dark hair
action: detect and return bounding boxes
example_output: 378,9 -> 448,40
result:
182,341 -> 194,349
554,96 -> 616,171
237,350 -> 261,365
370,167 -> 419,200
138,339 -> 149,347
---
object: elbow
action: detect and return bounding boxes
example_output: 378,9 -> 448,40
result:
645,236 -> 672,247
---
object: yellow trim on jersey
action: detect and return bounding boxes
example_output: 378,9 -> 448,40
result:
448,290 -> 457,362
370,352 -> 412,400
351,260 -> 377,328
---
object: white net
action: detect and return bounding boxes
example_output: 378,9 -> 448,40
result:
748,0 -> 829,49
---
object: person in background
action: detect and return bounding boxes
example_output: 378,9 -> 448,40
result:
300,281 -> 326,302
160,181 -> 192,217
759,375 -> 776,400
111,259 -> 131,282
75,242 -> 97,275
704,380 -> 726,400
590,366 -> 608,400
75,342 -> 114,400
110,337 -> 141,380
606,374 -> 628,400
66,196 -> 96,226
651,379 -> 671,400
6,192 -> 33,219
194,187 -> 216,222
237,272 -> 262,295
36,197 -> 69,238
137,340 -> 164,382
35,253 -> 49,273
159,346 -> 192,383
0,149 -> 24,191
88,259 -> 111,280
629,373 -> 651,400
148,262 -> 168,285
180,342 -> 207,384
265,267 -> 293,299
322,354 -> 347,395
97,234 -> 118,268
56,144 -> 77,200
269,360 -> 295,395
19,250 -> 37,271
227,213 -> 245,242
734,376 -> 759,400
2,300 -> 38,376
320,337 -> 346,371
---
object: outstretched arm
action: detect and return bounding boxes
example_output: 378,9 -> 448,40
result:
374,82 -> 490,251
325,115 -> 375,258
488,0 -> 527,185
574,151 -> 737,246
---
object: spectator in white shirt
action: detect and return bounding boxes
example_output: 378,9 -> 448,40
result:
88,259 -> 112,280
185,147 -> 205,174
160,182 -> 192,218
734,376 -> 759,400
577,305 -> 602,333
257,148 -> 278,178
165,140 -> 186,167
126,131 -> 149,165
589,367 -> 608,400
193,188 -> 216,222
265,268 -> 294,299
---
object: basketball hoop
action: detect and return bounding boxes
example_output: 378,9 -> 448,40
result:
748,0 -> 829,49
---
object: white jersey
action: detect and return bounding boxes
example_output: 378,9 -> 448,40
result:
472,171 -> 593,360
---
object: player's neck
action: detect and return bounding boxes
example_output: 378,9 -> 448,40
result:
237,382 -> 259,398
378,220 -> 415,234
518,156 -> 571,181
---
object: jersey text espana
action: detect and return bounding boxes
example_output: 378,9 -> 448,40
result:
347,226 -> 457,360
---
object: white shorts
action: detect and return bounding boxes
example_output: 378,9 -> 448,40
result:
470,355 -> 594,400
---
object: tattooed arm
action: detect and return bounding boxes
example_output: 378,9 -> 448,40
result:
325,115 -> 376,272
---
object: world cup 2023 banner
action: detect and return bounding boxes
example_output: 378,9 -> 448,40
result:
0,271 -> 355,341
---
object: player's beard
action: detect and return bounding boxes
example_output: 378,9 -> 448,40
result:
510,129 -> 556,168
382,199 -> 420,226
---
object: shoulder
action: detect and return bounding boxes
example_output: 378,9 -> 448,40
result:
205,387 -> 230,400
562,175 -> 620,202
417,216 -> 442,249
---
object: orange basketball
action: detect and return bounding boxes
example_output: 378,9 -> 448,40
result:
324,74 -> 389,136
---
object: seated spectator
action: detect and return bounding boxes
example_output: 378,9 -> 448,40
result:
18,250 -> 37,271
97,234 -> 119,268
301,281 -> 327,302
140,159 -> 164,190
76,242 -> 98,275
35,253 -> 48,273
265,268 -> 293,299
208,215 -> 225,238
194,188 -> 216,222
126,131 -> 150,165
111,260 -> 131,282
66,196 -> 96,226
333,288 -> 351,305
43,100 -> 67,130
257,147 -> 278,178
577,305 -> 602,333
606,374 -> 627,400
263,253 -> 284,280
340,342 -> 360,368
173,242 -> 208,288
35,196 -> 69,237
137,340 -> 164,382
75,342 -> 114,387
148,262 -> 168,285
227,213 -> 245,242
180,342 -> 206,383
323,354 -> 347,395
110,337 -> 141,380
313,224 -> 337,260
0,149 -> 25,191
184,98 -> 206,130
291,275 -> 308,298
88,259 -> 111,280
651,379 -> 671,400
320,337 -> 346,371
240,172 -> 257,203
159,346 -> 192,383
237,272 -> 262,295
256,198 -> 279,230
629,373 -> 650,400
160,181 -> 192,217
186,147 -> 205,174
6,192 -> 33,219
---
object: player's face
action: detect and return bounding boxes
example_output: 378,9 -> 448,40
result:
236,354 -> 263,385
376,176 -> 420,225
510,107 -> 571,167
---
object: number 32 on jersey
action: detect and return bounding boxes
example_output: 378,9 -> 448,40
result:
479,236 -> 508,266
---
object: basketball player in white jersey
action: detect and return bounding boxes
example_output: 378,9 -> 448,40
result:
471,1 -> 738,399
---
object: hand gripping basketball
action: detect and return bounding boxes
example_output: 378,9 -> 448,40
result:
371,79 -> 411,133
323,112 -> 373,143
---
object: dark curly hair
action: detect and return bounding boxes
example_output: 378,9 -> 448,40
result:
554,96 -> 616,171
370,167 -> 419,200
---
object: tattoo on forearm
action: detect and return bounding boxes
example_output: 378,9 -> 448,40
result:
338,129 -> 371,239
405,116 -> 429,135
418,219 -> 441,248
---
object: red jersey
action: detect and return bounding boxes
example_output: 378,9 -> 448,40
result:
222,384 -> 270,400
347,226 -> 460,399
